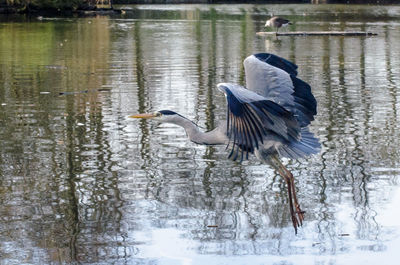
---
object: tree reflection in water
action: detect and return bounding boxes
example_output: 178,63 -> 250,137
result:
1,4 -> 400,264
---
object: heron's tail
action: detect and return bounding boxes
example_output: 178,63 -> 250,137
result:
278,128 -> 320,159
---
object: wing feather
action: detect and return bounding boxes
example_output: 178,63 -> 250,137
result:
218,83 -> 300,161
244,53 -> 317,127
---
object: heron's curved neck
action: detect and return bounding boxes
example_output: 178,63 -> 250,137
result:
170,116 -> 227,145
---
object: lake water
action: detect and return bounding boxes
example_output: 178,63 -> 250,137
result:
1,3 -> 400,265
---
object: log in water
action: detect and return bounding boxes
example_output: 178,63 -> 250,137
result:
256,31 -> 378,36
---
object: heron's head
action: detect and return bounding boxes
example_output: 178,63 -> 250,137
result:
265,20 -> 272,27
129,110 -> 183,123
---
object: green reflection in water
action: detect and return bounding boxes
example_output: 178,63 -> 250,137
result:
1,3 -> 400,264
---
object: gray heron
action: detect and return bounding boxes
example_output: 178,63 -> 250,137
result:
130,53 -> 320,233
265,16 -> 292,33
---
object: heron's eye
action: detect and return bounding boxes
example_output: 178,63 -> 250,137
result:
155,112 -> 162,117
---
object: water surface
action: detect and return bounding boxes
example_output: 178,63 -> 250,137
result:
1,4 -> 400,264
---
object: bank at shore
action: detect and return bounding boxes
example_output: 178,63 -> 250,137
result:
1,0 -> 399,16
0,0 -> 120,16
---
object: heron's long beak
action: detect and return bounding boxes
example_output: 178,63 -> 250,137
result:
129,113 -> 157,119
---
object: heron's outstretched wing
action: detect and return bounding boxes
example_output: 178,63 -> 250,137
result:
218,83 -> 300,161
244,53 -> 317,127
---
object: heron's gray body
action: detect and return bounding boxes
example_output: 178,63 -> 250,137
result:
165,115 -> 296,163
217,54 -> 319,162
160,53 -> 319,162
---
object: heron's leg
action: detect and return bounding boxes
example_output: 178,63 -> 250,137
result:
279,163 -> 305,225
268,155 -> 303,232
283,169 -> 299,234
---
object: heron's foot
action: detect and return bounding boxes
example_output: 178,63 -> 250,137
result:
290,206 -> 305,234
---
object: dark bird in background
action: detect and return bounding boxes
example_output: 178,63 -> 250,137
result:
265,16 -> 293,33
130,53 -> 320,234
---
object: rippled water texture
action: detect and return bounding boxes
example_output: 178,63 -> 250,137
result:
1,4 -> 400,264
